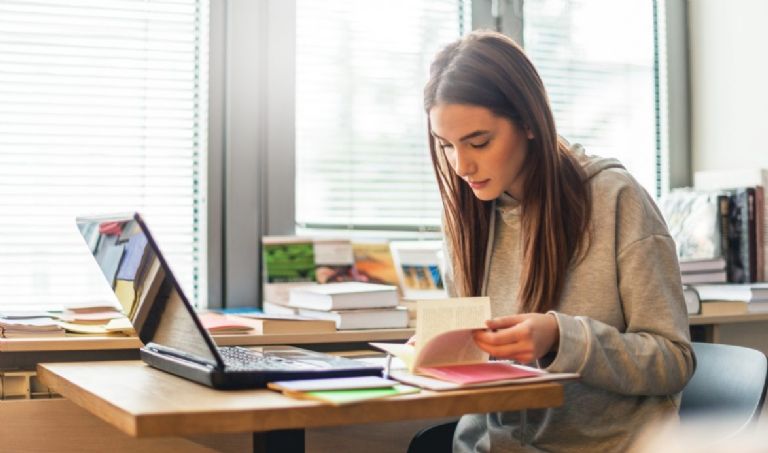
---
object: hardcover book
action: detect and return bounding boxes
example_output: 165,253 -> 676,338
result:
313,239 -> 356,283
660,189 -> 723,262
351,241 -> 400,286
262,236 -> 316,304
297,306 -> 408,330
288,282 -> 399,311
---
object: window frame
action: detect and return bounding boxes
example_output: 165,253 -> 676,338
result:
214,0 -> 691,308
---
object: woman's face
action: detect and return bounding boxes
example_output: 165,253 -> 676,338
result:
429,103 -> 532,201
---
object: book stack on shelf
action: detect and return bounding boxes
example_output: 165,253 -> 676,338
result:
287,282 -> 407,330
261,236 -> 447,328
660,189 -> 728,284
691,283 -> 768,315
0,315 -> 64,338
694,168 -> 767,284
660,168 -> 766,285
261,237 -> 393,309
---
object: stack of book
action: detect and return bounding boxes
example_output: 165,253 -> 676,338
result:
287,282 -> 407,330
692,282 -> 768,315
261,236 -> 403,303
0,315 -> 65,338
661,169 -> 766,284
261,236 -> 452,329
694,168 -> 767,283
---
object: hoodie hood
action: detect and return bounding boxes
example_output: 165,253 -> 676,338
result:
570,143 -> 625,181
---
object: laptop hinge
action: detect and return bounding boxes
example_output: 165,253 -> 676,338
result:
145,342 -> 218,369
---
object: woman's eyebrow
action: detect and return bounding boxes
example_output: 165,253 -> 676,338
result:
431,130 -> 491,142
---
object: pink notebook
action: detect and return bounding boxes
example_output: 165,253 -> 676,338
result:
418,362 -> 541,385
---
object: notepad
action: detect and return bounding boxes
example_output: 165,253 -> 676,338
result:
282,384 -> 420,405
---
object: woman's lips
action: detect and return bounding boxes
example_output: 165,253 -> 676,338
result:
468,179 -> 490,189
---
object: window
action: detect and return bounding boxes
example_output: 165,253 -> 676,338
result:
523,0 -> 662,195
0,0 -> 208,309
294,0 -> 471,232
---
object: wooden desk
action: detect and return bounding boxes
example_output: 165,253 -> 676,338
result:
0,329 -> 413,371
213,328 -> 414,350
689,312 -> 768,326
37,360 -> 563,453
689,312 -> 768,351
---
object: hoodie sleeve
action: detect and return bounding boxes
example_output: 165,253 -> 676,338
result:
545,180 -> 695,396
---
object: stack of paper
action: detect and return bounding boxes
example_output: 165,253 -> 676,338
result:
54,304 -> 133,336
0,316 -> 65,338
198,312 -> 254,335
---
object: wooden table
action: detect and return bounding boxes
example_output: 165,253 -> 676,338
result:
0,329 -> 414,371
37,360 -> 564,453
689,312 -> 768,347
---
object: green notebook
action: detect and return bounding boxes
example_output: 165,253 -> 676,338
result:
286,384 -> 420,405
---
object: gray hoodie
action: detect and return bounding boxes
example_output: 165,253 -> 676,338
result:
451,147 -> 695,452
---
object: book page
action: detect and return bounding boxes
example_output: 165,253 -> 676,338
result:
369,342 -> 416,370
412,297 -> 491,371
415,328 -> 486,369
415,297 -> 490,349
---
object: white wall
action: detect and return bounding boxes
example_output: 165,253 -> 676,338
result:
689,0 -> 768,172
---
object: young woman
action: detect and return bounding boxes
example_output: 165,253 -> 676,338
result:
424,31 -> 694,452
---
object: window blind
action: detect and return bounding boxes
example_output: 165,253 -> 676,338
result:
294,0 -> 471,232
523,0 -> 660,195
0,0 -> 208,310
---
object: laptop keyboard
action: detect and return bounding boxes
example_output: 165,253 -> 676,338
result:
219,346 -> 317,372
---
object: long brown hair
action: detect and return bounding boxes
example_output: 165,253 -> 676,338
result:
424,31 -> 591,313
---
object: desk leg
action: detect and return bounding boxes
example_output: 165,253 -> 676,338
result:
254,429 -> 305,453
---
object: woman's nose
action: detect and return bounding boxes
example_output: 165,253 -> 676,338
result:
454,150 -> 475,177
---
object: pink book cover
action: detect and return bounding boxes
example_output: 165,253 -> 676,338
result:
418,362 -> 541,385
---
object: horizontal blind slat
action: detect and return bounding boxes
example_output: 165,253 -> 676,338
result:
294,0 -> 464,230
0,0 -> 209,310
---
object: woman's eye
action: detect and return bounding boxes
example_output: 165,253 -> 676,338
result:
470,140 -> 489,149
439,142 -> 454,150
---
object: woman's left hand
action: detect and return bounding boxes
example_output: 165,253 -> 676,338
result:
473,313 -> 560,363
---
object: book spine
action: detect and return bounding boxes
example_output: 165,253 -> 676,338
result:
750,186 -> 764,282
747,187 -> 758,282
727,190 -> 747,283
718,194 -> 730,270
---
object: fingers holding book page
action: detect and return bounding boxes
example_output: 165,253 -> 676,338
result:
473,313 -> 560,364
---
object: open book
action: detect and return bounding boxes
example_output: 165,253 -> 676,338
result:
370,297 -> 578,390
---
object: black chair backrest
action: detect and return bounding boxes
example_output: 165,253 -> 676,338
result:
407,421 -> 458,453
680,342 -> 768,432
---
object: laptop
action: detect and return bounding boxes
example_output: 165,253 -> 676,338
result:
75,212 -> 382,389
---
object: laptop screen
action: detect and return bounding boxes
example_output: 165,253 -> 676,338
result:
76,213 -> 221,366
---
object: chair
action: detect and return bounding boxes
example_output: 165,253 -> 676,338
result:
407,342 -> 768,451
406,420 -> 458,453
679,342 -> 768,435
